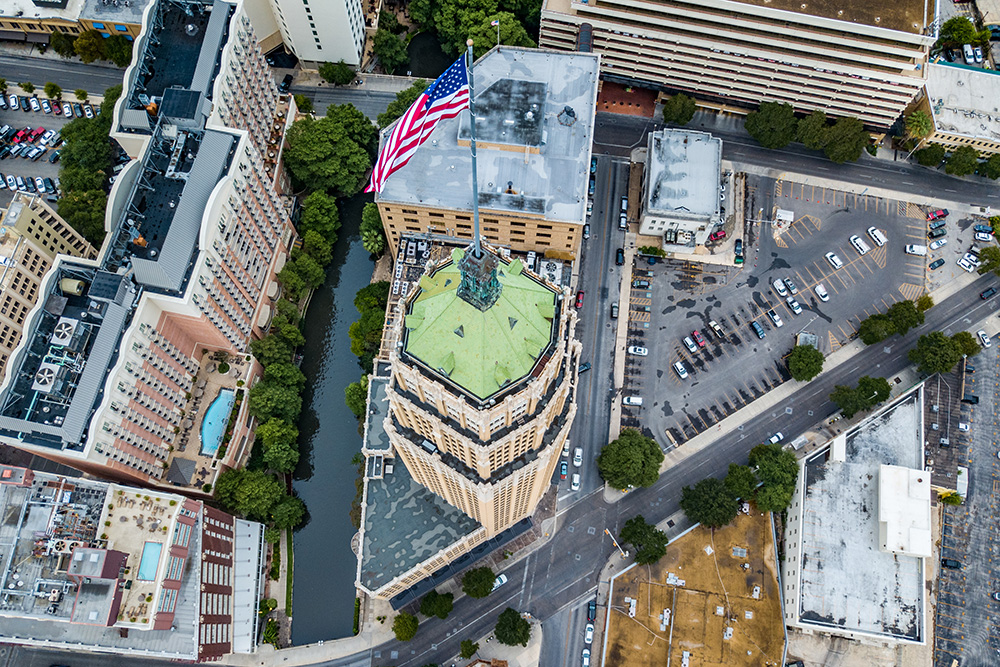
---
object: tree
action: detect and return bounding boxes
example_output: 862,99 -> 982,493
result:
362,228 -> 387,255
460,639 -> 480,659
661,93 -> 696,126
293,253 -> 326,289
379,9 -> 408,34
75,88 -> 89,101
796,109 -> 829,150
248,381 -> 303,423
787,344 -> 824,381
264,362 -> 307,388
250,334 -> 292,367
378,79 -> 427,128
596,429 -> 664,489
723,463 -> 757,500
908,331 -> 963,374
59,166 -> 105,193
392,611 -> 419,641
44,82 -> 62,100
749,443 -> 799,512
0,79 -> 6,93
294,94 -> 314,114
57,190 -> 107,246
319,60 -> 356,85
937,16 -> 987,48
277,264 -> 307,301
345,375 -> 370,418
978,245 -> 1000,275
679,477 -> 738,528
952,330 -> 982,357
916,294 -> 934,312
302,229 -> 333,266
419,590 -> 454,620
823,116 -> 868,164
256,418 -> 299,451
300,190 -> 341,239
858,313 -> 896,345
857,375 -> 892,408
981,153 -> 1000,180
233,470 -> 285,520
409,0 -> 437,29
73,30 -> 106,63
105,34 -> 133,67
939,491 -> 963,506
213,467 -> 243,511
945,145 -> 979,176
829,384 -> 863,418
494,607 -> 531,647
619,515 -> 668,564
270,494 -> 306,528
915,144 -> 945,167
19,82 -> 34,94
350,282 -> 391,372
905,110 -> 933,140
361,203 -> 387,255
50,32 -> 77,58
461,566 -> 496,598
886,300 -> 924,336
373,29 -> 409,74
744,101 -> 797,149
435,1 -> 536,59
283,105 -> 377,195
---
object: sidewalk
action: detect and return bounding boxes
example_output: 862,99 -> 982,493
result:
0,40 -> 123,68
291,70 -> 420,94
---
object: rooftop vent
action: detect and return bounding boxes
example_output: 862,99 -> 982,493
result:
185,23 -> 199,37
557,106 -> 577,126
49,317 -> 78,347
32,363 -> 63,394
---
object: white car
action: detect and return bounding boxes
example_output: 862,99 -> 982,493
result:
866,226 -> 887,247
622,396 -> 643,406
768,432 -> 783,444
825,252 -> 843,269
849,234 -> 870,255
975,232 -> 993,243
767,309 -> 783,328
40,98 -> 51,114
958,256 -> 977,273
627,345 -> 648,356
61,101 -> 72,116
39,130 -> 55,145
6,174 -> 16,189
785,296 -> 802,315
34,177 -> 45,192
963,252 -> 982,268
573,447 -> 584,467
28,97 -> 40,112
772,279 -> 788,297
582,648 -> 591,667
814,283 -> 829,302
491,574 -> 508,592
683,336 -> 698,353
562,442 -> 570,457
929,239 -> 947,251
783,278 -> 798,295
673,361 -> 688,379
978,330 -> 992,348
571,473 -> 581,491
585,623 -> 594,644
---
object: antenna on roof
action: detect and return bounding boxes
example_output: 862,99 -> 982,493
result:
466,39 -> 483,259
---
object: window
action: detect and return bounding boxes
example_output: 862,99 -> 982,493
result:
92,22 -> 105,29
158,588 -> 178,613
115,24 -> 127,31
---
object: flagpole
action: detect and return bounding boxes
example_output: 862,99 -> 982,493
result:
466,39 -> 482,259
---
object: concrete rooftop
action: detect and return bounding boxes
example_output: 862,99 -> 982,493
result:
926,63 -> 1000,144
377,47 -> 600,224
729,0 -> 930,34
797,390 -> 925,642
645,129 -> 722,222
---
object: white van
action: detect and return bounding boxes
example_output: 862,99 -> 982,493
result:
866,226 -> 887,247
825,252 -> 843,269
905,244 -> 928,256
849,235 -> 870,255
622,396 -> 643,406
964,43 -> 975,65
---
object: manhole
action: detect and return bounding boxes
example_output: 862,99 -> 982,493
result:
808,410 -> 814,416
785,407 -> 793,414
568,526 -> 575,533
667,520 -> 675,528
588,527 -> 597,535
575,554 -> 582,561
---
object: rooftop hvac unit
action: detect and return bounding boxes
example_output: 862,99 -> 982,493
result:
32,362 -> 63,394
49,317 -> 79,347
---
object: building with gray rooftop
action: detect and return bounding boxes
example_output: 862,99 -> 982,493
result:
638,129 -> 724,247
0,464 -> 265,661
781,388 -> 927,644
919,62 -> 1000,156
375,46 -> 600,261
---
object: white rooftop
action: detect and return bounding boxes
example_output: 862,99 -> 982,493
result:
377,47 -> 600,224
796,390 -> 925,643
0,0 -> 85,22
644,129 -> 722,221
878,464 -> 932,558
926,63 -> 1000,144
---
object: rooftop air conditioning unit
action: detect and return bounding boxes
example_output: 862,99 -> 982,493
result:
49,317 -> 79,347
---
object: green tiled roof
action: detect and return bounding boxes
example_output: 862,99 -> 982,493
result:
403,249 -> 558,400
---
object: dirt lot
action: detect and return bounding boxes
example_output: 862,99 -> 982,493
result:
604,512 -> 784,667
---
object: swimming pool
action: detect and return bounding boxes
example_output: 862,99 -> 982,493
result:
200,388 -> 236,457
137,541 -> 162,581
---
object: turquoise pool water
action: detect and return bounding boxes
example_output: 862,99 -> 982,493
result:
201,389 -> 235,457
137,541 -> 162,580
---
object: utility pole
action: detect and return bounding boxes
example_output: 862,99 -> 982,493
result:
605,529 -> 628,558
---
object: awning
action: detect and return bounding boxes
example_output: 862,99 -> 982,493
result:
256,303 -> 272,329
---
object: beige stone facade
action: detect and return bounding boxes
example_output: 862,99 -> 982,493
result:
539,0 -> 934,128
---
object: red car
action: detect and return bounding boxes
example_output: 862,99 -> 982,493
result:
709,230 -> 726,241
926,209 -> 949,222
12,128 -> 29,144
575,291 -> 584,308
691,330 -> 706,347
29,126 -> 45,141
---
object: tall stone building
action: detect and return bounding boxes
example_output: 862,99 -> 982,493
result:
357,241 -> 582,598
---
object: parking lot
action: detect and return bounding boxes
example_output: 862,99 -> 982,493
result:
934,338 -> 1000,667
620,176 -> 948,447
0,98 -> 85,207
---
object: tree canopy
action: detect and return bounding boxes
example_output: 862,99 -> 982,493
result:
748,443 -> 799,512
494,608 -> 531,647
462,566 -> 496,598
937,16 -> 989,48
419,590 -> 454,620
829,375 -> 892,418
361,202 -> 387,255
907,331 -> 967,374
723,464 -> 757,501
787,344 -> 824,381
744,102 -> 797,149
460,639 -> 480,659
796,109 -> 829,151
915,144 -> 945,167
619,515 -> 668,565
319,60 -> 357,85
823,116 -> 869,164
283,104 -> 377,196
349,281 -> 391,372
214,469 -> 287,522
596,429 -> 663,489
905,110 -> 933,140
945,145 -> 979,176
662,93 -> 697,126
679,477 -> 738,528
248,381 -> 303,423
978,245 -> 1000,275
393,611 -> 419,641
952,330 -> 982,357
981,153 -> 1000,180
345,374 -> 370,418
373,29 -> 409,74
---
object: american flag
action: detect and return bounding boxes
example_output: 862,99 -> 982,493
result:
364,56 -> 470,193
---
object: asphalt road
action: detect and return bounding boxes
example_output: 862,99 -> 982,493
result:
290,85 -> 398,122
0,55 -> 124,97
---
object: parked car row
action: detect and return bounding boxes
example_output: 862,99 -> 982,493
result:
1,173 -> 58,194
2,94 -> 94,119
